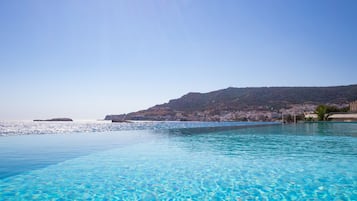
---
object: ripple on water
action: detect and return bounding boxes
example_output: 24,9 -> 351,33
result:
0,120 -> 275,136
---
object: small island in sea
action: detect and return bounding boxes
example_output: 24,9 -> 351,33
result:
33,118 -> 73,122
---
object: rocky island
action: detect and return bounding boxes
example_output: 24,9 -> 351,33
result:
33,118 -> 73,122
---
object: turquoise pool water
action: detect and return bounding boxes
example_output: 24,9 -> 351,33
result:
0,122 -> 356,200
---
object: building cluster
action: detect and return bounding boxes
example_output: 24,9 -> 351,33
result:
128,104 -> 320,122
350,100 -> 357,112
109,101 -> 357,123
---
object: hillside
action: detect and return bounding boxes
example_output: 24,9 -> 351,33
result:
105,85 -> 357,121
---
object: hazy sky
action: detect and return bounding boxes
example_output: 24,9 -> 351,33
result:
1,0 -> 356,120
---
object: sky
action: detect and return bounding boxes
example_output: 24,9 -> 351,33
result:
0,0 -> 357,120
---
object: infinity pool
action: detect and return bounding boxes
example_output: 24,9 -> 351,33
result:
0,122 -> 356,200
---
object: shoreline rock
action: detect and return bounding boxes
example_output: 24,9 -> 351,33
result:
111,119 -> 132,123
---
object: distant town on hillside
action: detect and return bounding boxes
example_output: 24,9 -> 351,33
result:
106,84 -> 357,122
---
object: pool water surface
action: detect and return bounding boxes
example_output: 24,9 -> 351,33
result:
0,122 -> 356,200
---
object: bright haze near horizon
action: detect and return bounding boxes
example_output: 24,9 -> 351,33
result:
0,0 -> 356,120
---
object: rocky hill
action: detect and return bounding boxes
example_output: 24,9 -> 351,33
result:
105,85 -> 357,121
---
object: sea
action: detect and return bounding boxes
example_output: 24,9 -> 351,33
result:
0,121 -> 356,200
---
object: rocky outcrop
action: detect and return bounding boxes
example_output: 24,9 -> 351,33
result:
105,115 -> 126,121
111,119 -> 132,123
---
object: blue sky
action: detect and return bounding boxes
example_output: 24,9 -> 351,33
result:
0,0 -> 356,120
